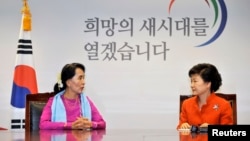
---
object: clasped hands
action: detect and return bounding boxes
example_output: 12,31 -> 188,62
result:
72,117 -> 92,130
179,122 -> 209,129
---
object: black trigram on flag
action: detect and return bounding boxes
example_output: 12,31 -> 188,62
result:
11,119 -> 25,129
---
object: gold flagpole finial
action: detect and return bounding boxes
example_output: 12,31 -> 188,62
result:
22,0 -> 32,31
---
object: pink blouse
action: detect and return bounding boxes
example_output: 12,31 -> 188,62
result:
39,95 -> 106,130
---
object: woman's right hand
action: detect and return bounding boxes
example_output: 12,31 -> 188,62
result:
72,117 -> 92,130
179,122 -> 191,129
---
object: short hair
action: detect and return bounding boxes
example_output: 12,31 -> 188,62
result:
188,63 -> 222,92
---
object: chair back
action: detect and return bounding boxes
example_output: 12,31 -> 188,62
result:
25,92 -> 55,131
179,93 -> 237,124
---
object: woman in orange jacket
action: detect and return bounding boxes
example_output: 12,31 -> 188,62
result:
177,63 -> 233,130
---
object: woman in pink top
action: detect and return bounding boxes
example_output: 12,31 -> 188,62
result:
40,63 -> 106,130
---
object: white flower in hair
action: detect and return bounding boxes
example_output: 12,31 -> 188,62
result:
57,73 -> 63,89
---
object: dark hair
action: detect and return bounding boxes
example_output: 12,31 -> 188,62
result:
188,63 -> 222,92
54,63 -> 85,93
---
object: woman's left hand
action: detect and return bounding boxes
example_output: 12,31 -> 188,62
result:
72,117 -> 92,129
200,123 -> 209,127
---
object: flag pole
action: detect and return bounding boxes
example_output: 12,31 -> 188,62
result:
10,0 -> 38,131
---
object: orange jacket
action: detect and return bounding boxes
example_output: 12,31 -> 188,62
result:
177,93 -> 233,129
